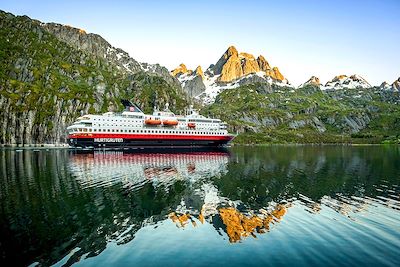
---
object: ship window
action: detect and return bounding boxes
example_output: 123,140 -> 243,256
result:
152,130 -> 154,133
107,129 -> 110,132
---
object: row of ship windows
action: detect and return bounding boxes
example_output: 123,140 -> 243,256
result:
93,118 -> 218,123
91,123 -> 215,126
72,128 -> 225,135
92,124 -> 219,129
92,118 -> 142,122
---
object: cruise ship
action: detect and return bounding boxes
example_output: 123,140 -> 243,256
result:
67,100 -> 235,148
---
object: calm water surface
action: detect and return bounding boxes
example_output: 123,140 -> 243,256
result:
0,146 -> 399,266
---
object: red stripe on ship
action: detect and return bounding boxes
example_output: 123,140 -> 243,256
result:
68,133 -> 233,141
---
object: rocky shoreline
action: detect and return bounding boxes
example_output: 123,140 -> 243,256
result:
0,143 -> 69,148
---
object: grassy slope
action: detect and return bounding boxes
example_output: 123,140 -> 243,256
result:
202,84 -> 400,144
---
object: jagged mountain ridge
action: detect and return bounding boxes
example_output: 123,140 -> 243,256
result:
0,10 -> 188,145
42,23 -> 181,89
171,46 -> 290,103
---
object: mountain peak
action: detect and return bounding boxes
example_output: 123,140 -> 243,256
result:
226,45 -> 238,57
301,76 -> 321,87
325,74 -> 371,89
194,66 -> 204,79
171,63 -> 190,77
265,67 -> 285,81
209,46 -> 285,83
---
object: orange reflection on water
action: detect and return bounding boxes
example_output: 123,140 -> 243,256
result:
169,204 -> 288,243
169,212 -> 192,228
219,205 -> 287,243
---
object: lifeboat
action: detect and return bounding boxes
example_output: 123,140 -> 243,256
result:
188,122 -> 196,128
145,118 -> 162,125
162,120 -> 178,126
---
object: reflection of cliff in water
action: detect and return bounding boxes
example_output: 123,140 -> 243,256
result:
169,204 -> 288,243
0,146 -> 399,266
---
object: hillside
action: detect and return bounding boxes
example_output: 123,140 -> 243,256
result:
202,83 -> 400,144
0,10 -> 188,145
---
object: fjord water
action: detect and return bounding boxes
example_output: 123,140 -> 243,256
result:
0,147 -> 399,267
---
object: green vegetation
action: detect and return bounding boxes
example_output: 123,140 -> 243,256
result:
202,84 -> 400,144
0,11 -> 188,144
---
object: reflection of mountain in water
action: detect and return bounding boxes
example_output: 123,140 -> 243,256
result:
0,146 -> 399,266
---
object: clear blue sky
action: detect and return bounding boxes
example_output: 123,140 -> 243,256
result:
1,0 -> 399,86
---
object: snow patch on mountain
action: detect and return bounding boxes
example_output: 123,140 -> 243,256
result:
323,75 -> 371,90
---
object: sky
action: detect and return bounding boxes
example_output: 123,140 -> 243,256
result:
1,0 -> 399,86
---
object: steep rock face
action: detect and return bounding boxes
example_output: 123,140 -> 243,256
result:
182,76 -> 206,98
220,53 -> 244,82
211,45 -> 239,75
208,46 -> 286,83
240,53 -> 260,75
325,74 -> 371,89
265,67 -> 284,81
257,55 -> 271,72
171,64 -> 206,98
0,10 -> 188,145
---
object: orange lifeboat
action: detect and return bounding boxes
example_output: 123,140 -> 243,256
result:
145,118 -> 162,125
188,122 -> 196,128
162,120 -> 178,126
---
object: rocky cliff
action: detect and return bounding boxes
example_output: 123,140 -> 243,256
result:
208,46 -> 287,83
0,10 -> 188,145
171,64 -> 206,98
171,46 -> 289,103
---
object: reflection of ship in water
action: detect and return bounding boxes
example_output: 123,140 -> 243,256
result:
68,150 -> 230,190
